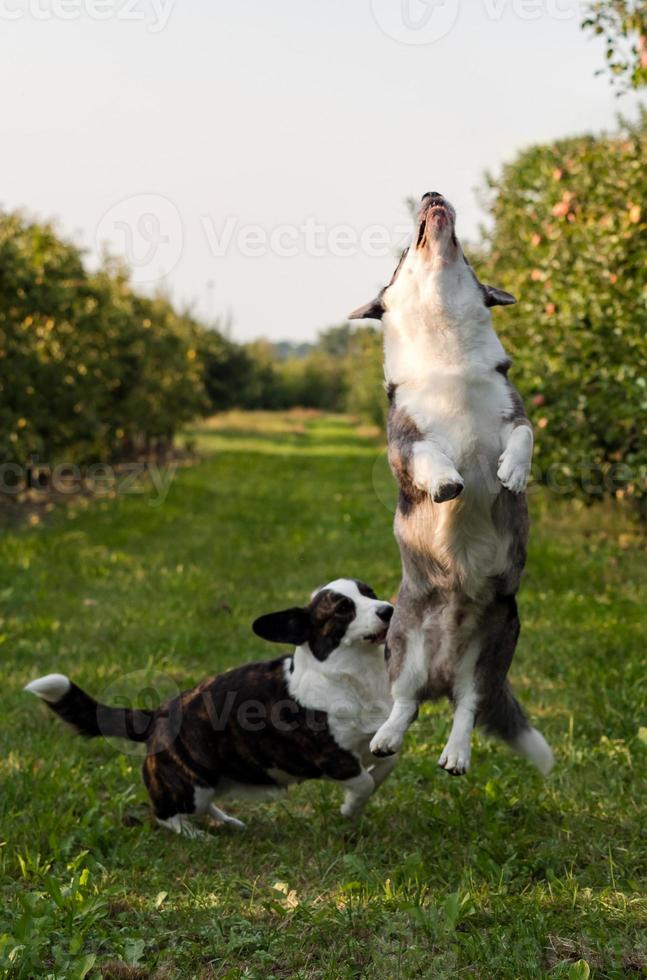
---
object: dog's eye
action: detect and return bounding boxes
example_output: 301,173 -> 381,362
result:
337,598 -> 353,614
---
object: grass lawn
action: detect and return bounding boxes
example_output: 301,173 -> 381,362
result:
1,411 -> 645,979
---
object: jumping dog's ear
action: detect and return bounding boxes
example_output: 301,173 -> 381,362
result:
348,247 -> 409,321
347,293 -> 386,321
481,284 -> 517,308
252,607 -> 311,645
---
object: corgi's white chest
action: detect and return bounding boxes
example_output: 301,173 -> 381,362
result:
286,652 -> 393,757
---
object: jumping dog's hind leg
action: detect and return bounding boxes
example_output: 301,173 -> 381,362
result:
438,594 -> 519,777
479,683 -> 554,775
438,593 -> 554,777
474,593 -> 553,774
370,624 -> 424,757
438,634 -> 481,776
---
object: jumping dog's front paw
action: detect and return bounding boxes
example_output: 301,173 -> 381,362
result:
413,470 -> 464,503
370,723 -> 404,758
497,452 -> 530,494
411,447 -> 464,504
438,743 -> 471,776
432,478 -> 464,503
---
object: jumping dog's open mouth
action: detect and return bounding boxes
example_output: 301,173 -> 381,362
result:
416,200 -> 452,249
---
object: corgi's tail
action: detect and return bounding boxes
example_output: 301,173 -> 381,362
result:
479,682 -> 554,776
24,673 -> 154,743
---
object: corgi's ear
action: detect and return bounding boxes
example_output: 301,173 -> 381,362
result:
347,294 -> 385,321
481,284 -> 517,307
252,607 -> 311,645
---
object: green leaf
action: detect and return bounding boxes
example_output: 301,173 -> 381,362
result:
154,891 -> 168,909
124,938 -> 146,967
76,954 -> 97,980
567,960 -> 591,980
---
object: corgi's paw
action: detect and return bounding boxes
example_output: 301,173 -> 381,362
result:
340,799 -> 364,820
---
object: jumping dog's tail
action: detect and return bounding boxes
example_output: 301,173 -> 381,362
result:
24,673 -> 155,743
479,682 -> 554,775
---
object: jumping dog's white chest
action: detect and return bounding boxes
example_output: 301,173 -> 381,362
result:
388,335 -> 514,592
384,307 -> 511,473
396,367 -> 507,469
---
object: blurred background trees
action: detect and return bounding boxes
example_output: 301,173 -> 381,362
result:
476,109 -> 646,502
0,213 -> 207,465
1,109 -> 645,504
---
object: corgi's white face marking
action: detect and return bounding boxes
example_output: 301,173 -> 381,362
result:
313,578 -> 394,649
286,580 -> 395,758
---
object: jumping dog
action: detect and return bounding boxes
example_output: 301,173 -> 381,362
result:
349,192 -> 553,777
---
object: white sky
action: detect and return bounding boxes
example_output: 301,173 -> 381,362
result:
1,0 -> 644,341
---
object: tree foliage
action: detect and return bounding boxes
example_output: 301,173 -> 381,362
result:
344,326 -> 387,429
477,111 -> 646,502
2,110 -> 644,507
582,0 -> 647,91
0,212 -> 207,464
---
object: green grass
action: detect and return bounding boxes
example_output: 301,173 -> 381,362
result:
1,411 -> 645,980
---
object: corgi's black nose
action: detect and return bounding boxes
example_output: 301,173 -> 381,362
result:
377,605 -> 394,624
422,191 -> 443,200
